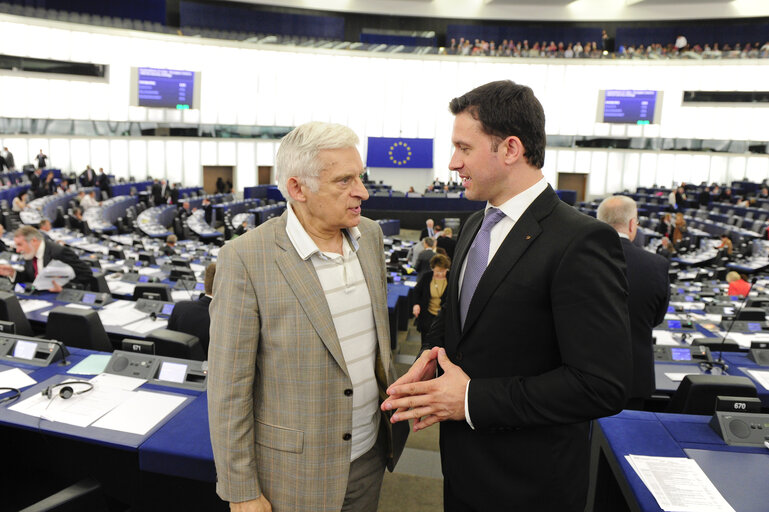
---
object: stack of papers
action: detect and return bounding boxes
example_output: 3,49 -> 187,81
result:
0,368 -> 37,389
741,368 -> 769,390
9,373 -> 186,435
98,301 -> 147,326
626,454 -> 735,512
18,299 -> 53,313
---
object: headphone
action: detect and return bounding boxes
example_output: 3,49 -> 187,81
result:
0,387 -> 21,405
41,381 -> 94,400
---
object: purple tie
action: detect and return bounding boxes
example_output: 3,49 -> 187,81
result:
460,208 -> 507,328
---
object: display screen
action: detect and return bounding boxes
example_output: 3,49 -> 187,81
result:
685,296 -> 695,302
600,90 -> 661,124
667,320 -> 682,329
13,340 -> 36,360
195,282 -> 205,291
671,348 -> 692,361
138,275 -> 149,283
82,293 -> 96,305
158,361 -> 187,383
161,303 -> 175,316
137,67 -> 195,109
748,323 -> 762,332
667,306 -> 676,314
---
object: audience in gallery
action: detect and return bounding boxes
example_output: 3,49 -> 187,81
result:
444,36 -> 769,60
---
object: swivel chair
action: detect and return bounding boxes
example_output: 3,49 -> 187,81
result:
46,306 -> 112,352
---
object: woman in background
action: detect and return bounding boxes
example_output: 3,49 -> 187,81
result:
411,253 -> 451,343
726,271 -> 751,297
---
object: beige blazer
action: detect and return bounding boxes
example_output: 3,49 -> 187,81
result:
208,213 -> 407,511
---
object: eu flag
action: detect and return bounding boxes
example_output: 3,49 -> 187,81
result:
366,137 -> 433,169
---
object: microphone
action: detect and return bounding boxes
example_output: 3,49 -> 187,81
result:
45,339 -> 71,366
714,276 -> 758,371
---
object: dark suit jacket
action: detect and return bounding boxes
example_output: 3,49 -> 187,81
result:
424,186 -> 631,511
97,173 -> 110,197
411,270 -> 450,333
203,203 -> 213,225
436,236 -> 456,260
168,294 -> 212,354
419,228 -> 435,240
80,169 -> 97,187
30,173 -> 42,196
15,240 -> 93,288
414,248 -> 435,275
620,238 -> 670,399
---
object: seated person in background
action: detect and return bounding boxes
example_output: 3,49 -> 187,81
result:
716,233 -> 733,259
656,236 -> 676,259
11,191 -> 27,212
0,226 -> 92,291
201,197 -> 213,225
759,186 -> 769,199
420,218 -> 436,239
407,186 -> 415,194
57,179 -> 71,195
162,234 -> 178,256
436,227 -> 456,259
656,213 -> 674,238
0,225 -> 6,253
233,220 -> 248,237
411,254 -> 451,344
672,212 -> 687,247
43,172 -> 56,196
38,219 -> 53,240
69,208 -> 85,232
79,190 -> 100,210
168,263 -> 215,354
736,196 -> 750,208
414,237 -> 436,275
726,271 -> 751,297
407,236 -> 425,267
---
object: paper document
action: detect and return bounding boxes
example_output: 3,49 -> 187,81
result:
8,373 -> 146,427
664,372 -> 702,382
625,454 -> 735,512
67,355 -> 111,375
97,301 -> 147,326
92,390 -> 187,435
0,368 -> 37,389
32,259 -> 75,291
123,317 -> 167,335
107,280 -> 136,296
741,368 -> 769,390
19,299 -> 53,313
652,330 -> 679,346
172,290 -> 196,302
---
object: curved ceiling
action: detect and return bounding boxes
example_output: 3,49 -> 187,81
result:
231,0 -> 769,22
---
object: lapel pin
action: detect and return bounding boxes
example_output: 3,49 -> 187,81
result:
525,235 -> 532,240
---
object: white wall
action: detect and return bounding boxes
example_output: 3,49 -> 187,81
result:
1,15 -> 768,197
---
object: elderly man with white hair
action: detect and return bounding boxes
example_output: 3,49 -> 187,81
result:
207,122 -> 407,512
597,195 -> 670,408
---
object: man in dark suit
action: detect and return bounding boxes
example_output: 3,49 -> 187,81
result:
96,168 -> 111,198
598,195 -> 670,407
168,263 -> 215,353
382,80 -> 631,511
79,166 -> 97,187
201,197 -> 213,225
0,226 -> 92,291
419,218 -> 435,240
436,227 -> 456,260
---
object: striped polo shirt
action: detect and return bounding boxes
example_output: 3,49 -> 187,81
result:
286,205 -> 380,462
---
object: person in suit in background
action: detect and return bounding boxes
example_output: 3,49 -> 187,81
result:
151,179 -> 166,205
97,168 -> 111,198
597,196 -> 670,408
414,237 -> 436,275
0,225 -> 7,253
29,168 -> 43,198
35,149 -> 47,169
162,234 -> 178,256
436,227 -> 456,259
656,236 -> 676,259
215,177 -> 225,194
382,80 -> 631,511
43,172 -> 56,196
168,263 -> 215,354
208,121 -> 407,512
80,165 -> 97,187
419,218 -> 435,239
69,207 -> 85,232
411,253 -> 451,344
169,183 -> 180,205
201,197 -> 213,225
2,147 -> 14,170
0,226 -> 92,291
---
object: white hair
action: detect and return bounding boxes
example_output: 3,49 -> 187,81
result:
596,195 -> 637,230
275,122 -> 360,202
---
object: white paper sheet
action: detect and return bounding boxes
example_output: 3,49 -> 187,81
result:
741,368 -> 769,391
107,281 -> 136,296
653,330 -> 680,346
92,390 -> 187,435
97,301 -> 148,326
0,368 -> 37,389
625,454 -> 735,512
32,259 -> 75,290
664,372 -> 702,382
122,317 -> 166,335
19,298 -> 54,313
171,290 -> 196,302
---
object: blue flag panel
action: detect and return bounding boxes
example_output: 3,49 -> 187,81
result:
366,137 -> 433,169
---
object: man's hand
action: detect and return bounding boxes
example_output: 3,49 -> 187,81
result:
230,495 -> 271,511
0,264 -> 13,277
382,348 -> 469,432
50,280 -> 62,293
412,304 -> 421,317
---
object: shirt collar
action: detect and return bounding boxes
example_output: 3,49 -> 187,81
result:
486,176 -> 548,222
35,239 -> 46,260
617,232 -> 630,240
285,204 -> 361,261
